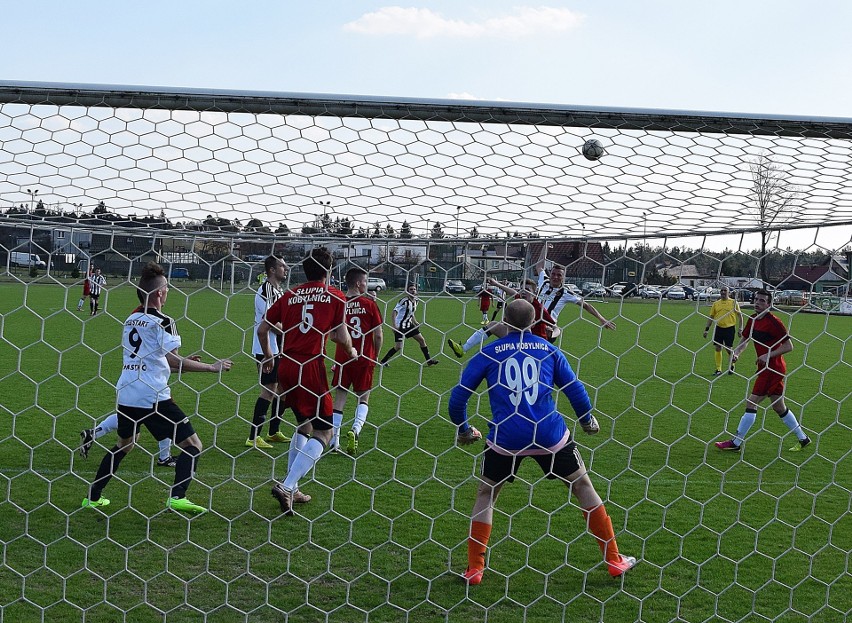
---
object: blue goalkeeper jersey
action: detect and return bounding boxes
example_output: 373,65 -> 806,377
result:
448,332 -> 593,452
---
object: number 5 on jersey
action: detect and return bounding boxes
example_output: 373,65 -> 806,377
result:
299,303 -> 314,334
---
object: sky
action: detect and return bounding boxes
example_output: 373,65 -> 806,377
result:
3,1 -> 852,118
1,2 -> 851,252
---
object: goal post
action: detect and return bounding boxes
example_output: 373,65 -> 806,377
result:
0,81 -> 851,623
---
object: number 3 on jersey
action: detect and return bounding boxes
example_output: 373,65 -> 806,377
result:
504,356 -> 539,406
299,303 -> 314,334
348,315 -> 363,339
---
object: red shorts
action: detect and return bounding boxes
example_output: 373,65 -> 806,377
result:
752,369 -> 785,397
479,300 -> 490,313
332,359 -> 376,393
277,356 -> 333,422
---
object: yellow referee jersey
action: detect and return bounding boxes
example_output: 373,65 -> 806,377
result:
709,298 -> 741,329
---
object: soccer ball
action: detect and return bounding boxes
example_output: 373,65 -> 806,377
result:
581,139 -> 605,161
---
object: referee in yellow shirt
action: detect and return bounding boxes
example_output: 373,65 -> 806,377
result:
703,286 -> 743,376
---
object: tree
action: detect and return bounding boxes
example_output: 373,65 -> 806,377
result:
749,153 -> 801,280
338,217 -> 353,236
245,218 -> 265,232
93,201 -> 108,215
431,222 -> 444,239
384,224 -> 395,238
400,221 -> 413,239
469,226 -> 479,239
276,223 -> 291,236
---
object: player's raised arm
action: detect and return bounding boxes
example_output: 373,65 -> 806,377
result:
167,350 -> 232,373
580,299 -> 616,330
534,243 -> 552,277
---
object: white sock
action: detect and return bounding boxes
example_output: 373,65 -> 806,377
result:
332,411 -> 343,446
93,413 -> 119,439
463,329 -> 487,353
734,410 -> 757,446
158,438 -> 172,461
353,403 -> 369,435
77,298 -> 85,310
780,410 -> 807,441
282,438 -> 325,491
288,433 -> 308,472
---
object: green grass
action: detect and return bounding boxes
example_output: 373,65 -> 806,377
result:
1,282 -> 851,623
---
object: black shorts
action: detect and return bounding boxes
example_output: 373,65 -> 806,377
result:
393,326 -> 421,341
482,440 -> 585,484
116,400 -> 195,444
254,354 -> 281,386
495,301 -> 504,308
713,326 -> 736,348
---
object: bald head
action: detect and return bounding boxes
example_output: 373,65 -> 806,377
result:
504,299 -> 535,332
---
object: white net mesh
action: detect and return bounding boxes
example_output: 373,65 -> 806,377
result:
1,82 -> 851,622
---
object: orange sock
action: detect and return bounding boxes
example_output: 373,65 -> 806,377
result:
584,505 -> 620,563
468,521 -> 492,571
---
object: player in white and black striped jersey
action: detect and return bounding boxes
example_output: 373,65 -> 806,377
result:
246,256 -> 291,449
379,283 -> 439,367
534,246 -> 615,330
447,248 -> 615,358
87,268 -> 107,315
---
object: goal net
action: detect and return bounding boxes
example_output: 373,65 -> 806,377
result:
1,82 -> 850,623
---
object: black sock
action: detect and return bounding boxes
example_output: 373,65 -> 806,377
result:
491,309 -> 499,321
90,445 -> 127,501
250,398 -> 270,440
380,348 -> 398,364
421,346 -> 432,361
269,398 -> 285,435
172,445 -> 200,499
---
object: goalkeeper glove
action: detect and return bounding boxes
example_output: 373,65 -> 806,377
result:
457,427 -> 482,445
580,415 -> 600,435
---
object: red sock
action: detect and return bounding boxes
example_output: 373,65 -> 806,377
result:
468,521 -> 492,571
583,505 -> 620,563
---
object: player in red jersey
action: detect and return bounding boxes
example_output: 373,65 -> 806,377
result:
714,289 -> 810,453
476,287 -> 493,325
258,248 -> 356,515
330,267 -> 384,456
448,278 -> 562,357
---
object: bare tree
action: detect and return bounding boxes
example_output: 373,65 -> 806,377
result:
749,153 -> 801,281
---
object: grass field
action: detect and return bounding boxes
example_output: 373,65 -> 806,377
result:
1,281 -> 851,623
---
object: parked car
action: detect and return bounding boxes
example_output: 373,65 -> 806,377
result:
680,285 -> 697,299
366,277 -> 386,292
170,267 -> 190,279
665,286 -> 687,300
445,279 -> 466,294
565,283 -> 583,297
639,285 -> 663,299
777,290 -> 810,306
610,282 -> 638,297
472,283 -> 486,293
10,251 -> 46,268
731,288 -> 754,303
581,282 -> 607,297
695,287 -> 721,302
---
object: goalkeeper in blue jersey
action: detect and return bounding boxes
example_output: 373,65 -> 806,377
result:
448,298 -> 637,585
